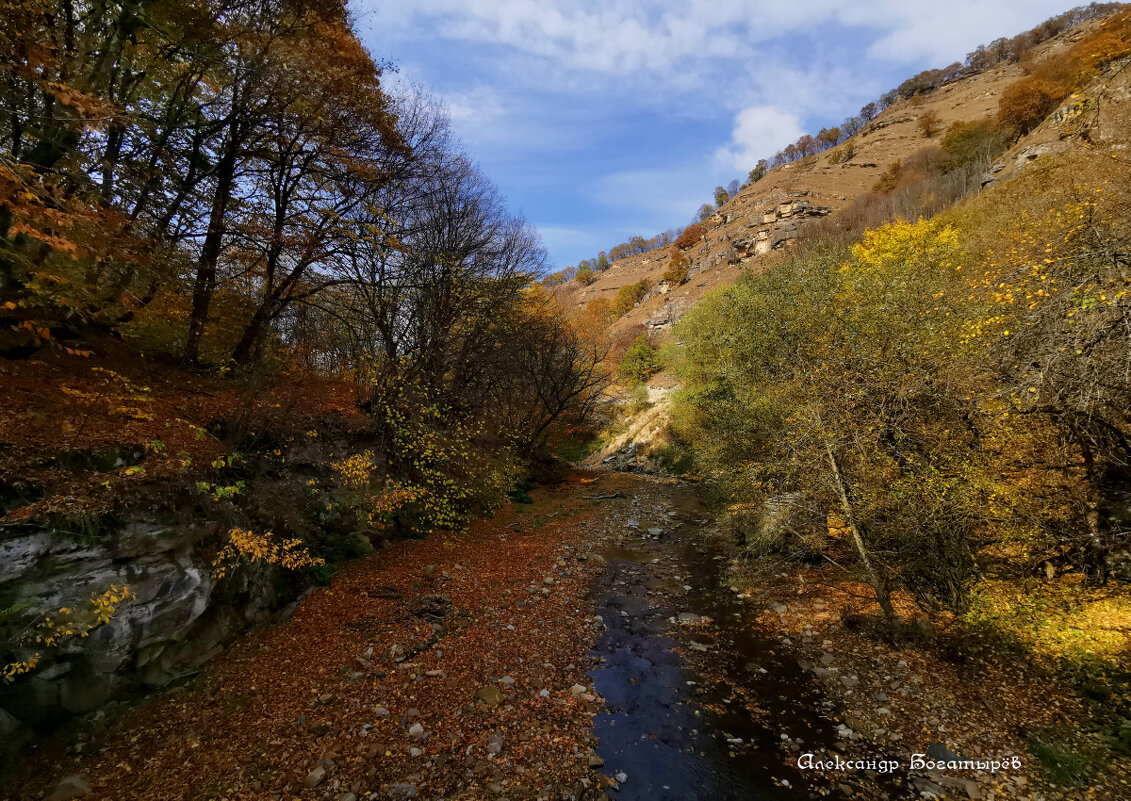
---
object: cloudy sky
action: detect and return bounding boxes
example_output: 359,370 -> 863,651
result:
356,1 -> 1073,270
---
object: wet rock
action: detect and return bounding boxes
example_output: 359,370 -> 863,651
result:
677,612 -> 699,624
615,772 -> 628,783
927,741 -> 960,762
588,753 -> 605,768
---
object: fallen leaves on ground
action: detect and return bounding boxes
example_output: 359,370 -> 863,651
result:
9,476 -> 608,801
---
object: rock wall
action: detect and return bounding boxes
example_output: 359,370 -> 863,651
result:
0,518 -> 299,769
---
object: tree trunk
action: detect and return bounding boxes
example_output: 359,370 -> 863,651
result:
825,439 -> 898,621
184,119 -> 242,364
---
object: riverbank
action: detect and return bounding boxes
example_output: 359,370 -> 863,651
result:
5,475 -> 608,801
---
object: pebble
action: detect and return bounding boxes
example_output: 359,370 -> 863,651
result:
539,689 -> 550,697
408,723 -> 425,739
615,772 -> 628,783
487,733 -> 505,754
304,766 -> 326,788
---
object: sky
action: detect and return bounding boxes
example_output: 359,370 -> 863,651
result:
355,1 -> 1076,271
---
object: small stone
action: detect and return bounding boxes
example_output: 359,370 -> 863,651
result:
647,528 -> 663,538
408,723 -> 425,739
477,685 -> 504,707
615,772 -> 628,784
500,675 -> 516,685
539,689 -> 550,697
423,565 -> 436,580
819,652 -> 835,665
387,784 -> 418,799
569,684 -> 587,695
374,707 -> 390,717
487,782 -> 505,794
409,747 -> 422,757
840,674 -> 859,688
304,766 -> 327,788
487,733 -> 504,754
340,794 -> 358,801
588,753 -> 605,768
677,612 -> 699,623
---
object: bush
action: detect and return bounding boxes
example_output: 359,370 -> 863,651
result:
611,280 -> 652,316
917,110 -> 941,138
828,142 -> 856,164
998,75 -> 1066,134
940,119 -> 1009,172
575,266 -> 596,285
673,222 -> 705,250
618,334 -> 660,382
662,251 -> 690,285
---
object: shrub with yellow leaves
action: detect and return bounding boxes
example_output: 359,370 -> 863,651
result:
212,528 -> 324,580
3,585 -> 135,682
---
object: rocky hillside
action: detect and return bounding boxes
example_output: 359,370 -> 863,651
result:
554,16 -> 1123,346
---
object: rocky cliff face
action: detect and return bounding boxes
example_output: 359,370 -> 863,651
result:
0,517 -> 300,769
553,17 -> 1124,341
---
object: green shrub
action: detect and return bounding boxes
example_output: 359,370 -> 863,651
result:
618,335 -> 661,383
611,280 -> 652,316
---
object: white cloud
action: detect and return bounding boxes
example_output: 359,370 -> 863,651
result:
593,163 -> 731,227
714,106 -> 804,171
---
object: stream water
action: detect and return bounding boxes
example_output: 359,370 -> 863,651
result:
587,481 -> 893,800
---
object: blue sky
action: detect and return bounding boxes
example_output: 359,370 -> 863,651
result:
356,1 -> 1075,271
